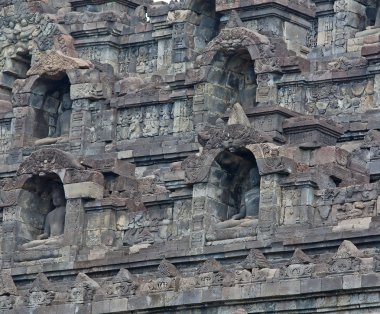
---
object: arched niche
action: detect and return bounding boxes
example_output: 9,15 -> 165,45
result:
209,148 -> 260,223
183,140 -> 292,243
190,11 -> 288,126
16,173 -> 65,246
24,75 -> 71,140
201,148 -> 262,242
11,51 -> 92,145
0,148 -> 104,263
0,51 -> 33,115
203,50 -> 257,115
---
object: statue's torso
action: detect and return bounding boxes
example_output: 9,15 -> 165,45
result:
46,206 -> 66,237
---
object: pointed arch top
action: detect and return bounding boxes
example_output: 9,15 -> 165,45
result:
17,148 -> 84,176
198,27 -> 271,66
197,10 -> 291,69
27,51 -> 92,80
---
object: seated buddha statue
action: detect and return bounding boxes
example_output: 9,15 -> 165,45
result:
21,184 -> 66,250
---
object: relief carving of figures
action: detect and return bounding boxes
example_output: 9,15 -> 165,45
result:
78,46 -> 103,63
333,201 -> 376,221
118,44 -> 158,75
278,85 -> 297,110
159,104 -> 173,136
0,119 -> 12,154
143,106 -> 159,137
136,46 -> 148,74
118,108 -> 143,140
305,80 -> 374,115
87,108 -> 102,143
119,207 -> 173,247
245,18 -> 282,37
173,100 -> 193,133
117,104 -> 174,140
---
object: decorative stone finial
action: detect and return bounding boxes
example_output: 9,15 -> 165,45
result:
287,248 -> 313,265
226,10 -> 244,28
158,259 -> 179,277
241,249 -> 271,269
113,269 -> 135,283
334,240 -> 363,259
0,272 -> 18,296
197,258 -> 224,274
227,103 -> 251,127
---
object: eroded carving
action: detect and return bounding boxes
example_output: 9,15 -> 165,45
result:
21,182 -> 66,250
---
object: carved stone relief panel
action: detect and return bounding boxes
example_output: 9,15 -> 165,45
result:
77,46 -> 103,63
245,18 -> 283,38
172,199 -> 192,239
77,45 -> 118,71
86,104 -> 115,143
117,101 -> 194,141
281,187 -> 302,225
258,174 -> 280,234
332,200 -> 376,221
172,100 -> 193,133
317,15 -> 334,54
117,104 -> 172,140
0,119 -> 12,154
118,43 -> 158,76
307,19 -> 318,48
118,205 -> 173,247
85,209 -> 116,247
304,80 -> 374,115
277,85 -> 306,112
157,39 -> 172,71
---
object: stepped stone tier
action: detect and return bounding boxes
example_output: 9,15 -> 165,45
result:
2,0 -> 380,313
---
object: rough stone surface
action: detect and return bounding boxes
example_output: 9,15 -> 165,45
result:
0,0 -> 380,313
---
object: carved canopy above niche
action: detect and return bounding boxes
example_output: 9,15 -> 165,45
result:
17,148 -> 84,176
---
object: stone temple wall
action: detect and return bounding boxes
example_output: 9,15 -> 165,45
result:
1,0 -> 380,313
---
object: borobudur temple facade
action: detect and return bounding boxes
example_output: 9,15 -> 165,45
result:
1,0 -> 380,313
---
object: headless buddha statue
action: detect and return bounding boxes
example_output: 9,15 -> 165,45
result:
213,151 -> 260,230
21,184 -> 66,250
35,93 -> 72,146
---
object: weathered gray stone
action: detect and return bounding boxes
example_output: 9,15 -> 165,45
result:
0,0 -> 380,312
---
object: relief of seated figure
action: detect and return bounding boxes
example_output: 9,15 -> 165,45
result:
21,184 -> 66,250
35,93 -> 72,146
